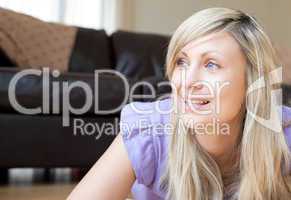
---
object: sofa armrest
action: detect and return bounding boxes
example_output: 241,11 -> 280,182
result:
0,67 -> 133,115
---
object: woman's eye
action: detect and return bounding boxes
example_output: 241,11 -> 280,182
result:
176,58 -> 189,68
205,61 -> 220,71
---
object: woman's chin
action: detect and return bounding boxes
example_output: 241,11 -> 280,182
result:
181,113 -> 214,128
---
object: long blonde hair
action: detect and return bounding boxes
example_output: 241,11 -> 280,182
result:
160,7 -> 291,200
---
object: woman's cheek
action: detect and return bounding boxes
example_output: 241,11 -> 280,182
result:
216,79 -> 245,122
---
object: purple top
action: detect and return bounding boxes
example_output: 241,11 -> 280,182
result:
119,96 -> 291,200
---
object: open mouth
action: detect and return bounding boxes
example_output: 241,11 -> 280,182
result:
187,99 -> 210,105
181,96 -> 212,111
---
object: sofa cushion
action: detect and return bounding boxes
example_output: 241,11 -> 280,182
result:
111,31 -> 170,82
0,68 -> 129,115
68,28 -> 113,73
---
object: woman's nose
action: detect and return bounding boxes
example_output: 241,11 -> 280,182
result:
184,82 -> 204,96
182,63 -> 198,84
179,72 -> 205,97
185,70 -> 204,91
191,82 -> 204,90
180,80 -> 205,100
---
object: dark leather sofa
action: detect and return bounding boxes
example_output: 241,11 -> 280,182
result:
0,29 -> 172,171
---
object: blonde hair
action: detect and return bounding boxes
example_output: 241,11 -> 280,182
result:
160,7 -> 291,200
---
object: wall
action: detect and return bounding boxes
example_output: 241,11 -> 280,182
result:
131,0 -> 291,46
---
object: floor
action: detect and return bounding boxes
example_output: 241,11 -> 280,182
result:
0,183 -> 75,200
0,183 -> 133,200
0,168 -> 133,200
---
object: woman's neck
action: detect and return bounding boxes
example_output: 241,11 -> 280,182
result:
195,108 -> 244,176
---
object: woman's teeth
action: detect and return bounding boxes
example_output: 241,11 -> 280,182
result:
185,99 -> 210,105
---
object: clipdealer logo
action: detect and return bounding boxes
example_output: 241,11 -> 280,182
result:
7,66 -> 283,138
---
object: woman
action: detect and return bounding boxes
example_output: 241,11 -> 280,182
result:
68,7 -> 291,200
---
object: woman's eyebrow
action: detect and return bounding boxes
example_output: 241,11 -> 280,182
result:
201,50 -> 223,58
180,50 -> 224,59
179,51 -> 189,58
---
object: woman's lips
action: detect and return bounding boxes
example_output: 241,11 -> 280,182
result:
188,99 -> 210,105
186,99 -> 211,112
180,96 -> 212,112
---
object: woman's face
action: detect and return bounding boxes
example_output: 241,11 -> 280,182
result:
171,31 -> 247,133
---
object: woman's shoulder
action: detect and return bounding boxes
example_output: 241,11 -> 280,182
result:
119,96 -> 172,187
120,96 -> 173,137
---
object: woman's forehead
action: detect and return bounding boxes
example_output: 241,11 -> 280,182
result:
180,31 -> 242,57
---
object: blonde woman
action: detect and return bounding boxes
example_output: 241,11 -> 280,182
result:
68,7 -> 291,200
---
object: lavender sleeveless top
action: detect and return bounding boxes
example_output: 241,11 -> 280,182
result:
119,96 -> 291,200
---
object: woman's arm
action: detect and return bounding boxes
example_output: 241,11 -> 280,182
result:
67,133 -> 136,200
